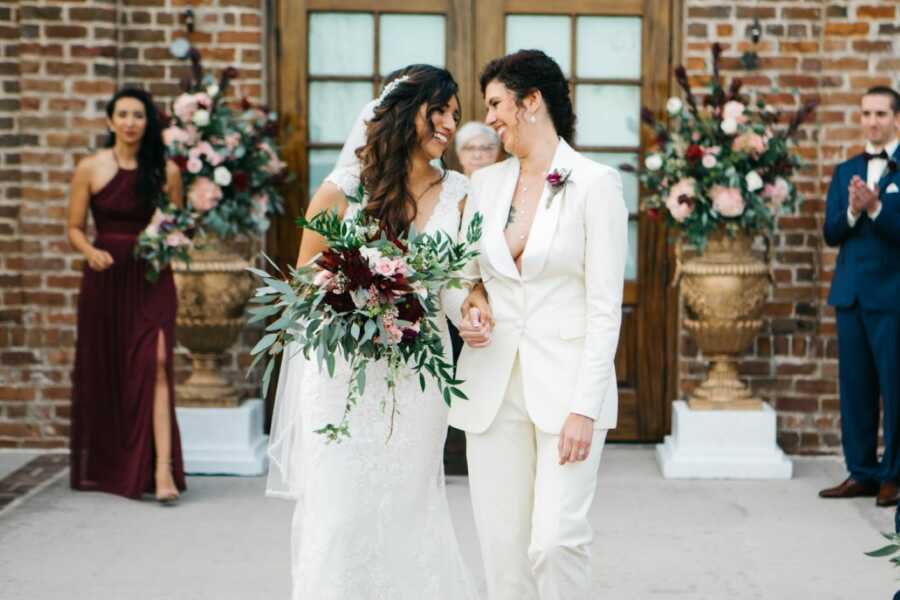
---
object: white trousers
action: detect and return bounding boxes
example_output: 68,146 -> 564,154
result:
466,357 -> 607,600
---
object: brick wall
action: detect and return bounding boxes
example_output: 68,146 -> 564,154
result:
0,0 -> 267,448
2,0 -> 897,453
681,0 -> 899,454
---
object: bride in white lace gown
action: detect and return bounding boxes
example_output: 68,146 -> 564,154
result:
267,66 -> 480,600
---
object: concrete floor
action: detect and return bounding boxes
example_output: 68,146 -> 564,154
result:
0,447 -> 896,600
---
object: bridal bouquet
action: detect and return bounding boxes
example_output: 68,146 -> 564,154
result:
631,42 -> 817,248
249,187 -> 483,442
134,203 -> 197,282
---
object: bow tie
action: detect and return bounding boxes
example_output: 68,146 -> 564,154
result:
864,149 -> 889,161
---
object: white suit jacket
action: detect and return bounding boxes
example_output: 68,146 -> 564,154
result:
443,139 -> 628,434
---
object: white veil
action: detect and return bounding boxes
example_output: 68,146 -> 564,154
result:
265,99 -> 376,499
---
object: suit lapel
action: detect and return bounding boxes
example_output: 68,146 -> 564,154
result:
878,144 -> 900,194
520,140 -> 572,281
484,159 -> 522,281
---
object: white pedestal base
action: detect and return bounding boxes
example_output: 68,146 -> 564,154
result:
656,400 -> 792,479
176,398 -> 268,476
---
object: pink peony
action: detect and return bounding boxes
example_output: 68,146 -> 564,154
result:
665,178 -> 696,223
732,132 -> 767,157
187,177 -> 223,212
722,100 -> 747,124
186,157 -> 203,174
762,177 -> 790,208
710,185 -> 745,217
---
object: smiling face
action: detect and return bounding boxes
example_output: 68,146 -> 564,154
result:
107,96 -> 147,146
860,93 -> 899,148
415,96 -> 460,161
483,79 -> 530,157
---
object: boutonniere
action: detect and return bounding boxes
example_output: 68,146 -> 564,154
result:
545,168 -> 572,208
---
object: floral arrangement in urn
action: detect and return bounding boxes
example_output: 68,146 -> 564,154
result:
631,42 -> 817,249
163,55 -> 286,238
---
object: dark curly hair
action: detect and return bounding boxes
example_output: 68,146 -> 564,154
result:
105,87 -> 167,212
358,64 -> 460,239
479,49 -> 575,144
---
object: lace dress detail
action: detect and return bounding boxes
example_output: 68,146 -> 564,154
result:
290,167 -> 476,600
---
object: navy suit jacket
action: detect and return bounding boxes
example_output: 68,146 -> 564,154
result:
824,145 -> 900,311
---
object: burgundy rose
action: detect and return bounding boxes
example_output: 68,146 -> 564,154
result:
685,144 -> 704,163
397,297 -> 425,323
343,251 -> 373,289
316,249 -> 342,273
172,155 -> 188,171
323,291 -> 354,313
546,172 -> 562,186
401,328 -> 419,344
233,171 -> 250,192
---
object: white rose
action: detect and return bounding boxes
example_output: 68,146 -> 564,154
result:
207,85 -> 220,97
644,154 -> 663,171
702,154 -> 717,169
213,166 -> 232,187
666,97 -> 683,115
745,170 -> 763,192
721,118 -> 738,135
193,109 -> 210,127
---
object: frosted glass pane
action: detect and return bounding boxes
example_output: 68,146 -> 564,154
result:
576,17 -> 642,79
585,153 -> 639,214
309,82 -> 373,144
626,220 -> 638,280
309,149 -> 341,198
575,84 -> 640,147
309,13 -> 374,76
506,15 -> 571,78
380,14 -> 445,75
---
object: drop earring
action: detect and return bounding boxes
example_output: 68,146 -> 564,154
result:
527,115 -> 536,124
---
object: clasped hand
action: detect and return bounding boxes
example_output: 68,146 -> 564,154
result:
458,284 -> 494,348
849,176 -> 880,216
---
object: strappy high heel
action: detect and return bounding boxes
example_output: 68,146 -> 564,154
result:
155,460 -> 180,506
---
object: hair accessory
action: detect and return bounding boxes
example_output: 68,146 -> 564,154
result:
376,75 -> 411,108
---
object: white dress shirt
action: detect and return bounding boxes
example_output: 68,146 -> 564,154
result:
847,137 -> 898,226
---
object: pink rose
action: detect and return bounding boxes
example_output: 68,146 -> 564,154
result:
665,177 -> 696,223
163,126 -> 190,147
173,94 -> 198,124
732,132 -> 767,157
375,258 -> 397,277
702,154 -> 718,169
710,185 -> 745,217
187,177 -> 223,212
762,177 -> 790,208
722,100 -> 747,124
704,145 -> 721,156
313,269 -> 334,288
389,259 -> 407,277
186,157 -> 203,174
164,230 -> 191,248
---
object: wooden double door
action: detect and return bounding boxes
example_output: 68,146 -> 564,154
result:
272,0 -> 679,442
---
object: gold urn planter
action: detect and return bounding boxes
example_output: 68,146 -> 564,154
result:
173,235 -> 256,407
678,230 -> 770,411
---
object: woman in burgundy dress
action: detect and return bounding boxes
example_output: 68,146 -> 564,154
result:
67,88 -> 186,503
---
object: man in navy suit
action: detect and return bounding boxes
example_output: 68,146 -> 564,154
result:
820,86 -> 900,507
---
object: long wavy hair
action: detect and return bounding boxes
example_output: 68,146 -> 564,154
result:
358,65 -> 460,238
479,49 -> 576,144
105,87 -> 167,212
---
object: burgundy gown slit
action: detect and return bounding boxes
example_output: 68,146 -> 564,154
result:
70,167 -> 187,498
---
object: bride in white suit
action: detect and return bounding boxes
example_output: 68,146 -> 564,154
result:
444,49 -> 628,600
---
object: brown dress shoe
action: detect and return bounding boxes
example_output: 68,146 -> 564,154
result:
819,477 -> 879,498
877,481 -> 900,507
